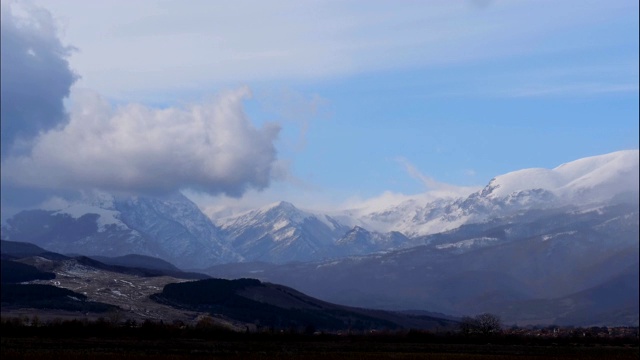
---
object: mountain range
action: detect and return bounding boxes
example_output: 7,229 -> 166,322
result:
1,150 -> 638,325
208,202 -> 638,326
3,150 -> 637,266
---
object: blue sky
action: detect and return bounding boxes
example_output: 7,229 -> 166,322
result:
1,0 -> 638,216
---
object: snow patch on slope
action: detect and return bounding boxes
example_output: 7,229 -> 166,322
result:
541,231 -> 577,242
436,237 -> 499,250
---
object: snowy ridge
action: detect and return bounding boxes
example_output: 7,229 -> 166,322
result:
483,150 -> 638,201
343,150 -> 639,237
218,201 -> 311,231
218,201 -> 351,263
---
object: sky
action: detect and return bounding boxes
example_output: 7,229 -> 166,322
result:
1,0 -> 638,219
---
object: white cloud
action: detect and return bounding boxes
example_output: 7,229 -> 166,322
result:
255,88 -> 328,152
394,157 -> 470,193
1,87 -> 282,196
338,191 -> 427,214
30,0 -> 635,99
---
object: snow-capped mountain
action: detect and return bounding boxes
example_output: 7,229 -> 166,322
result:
484,150 -> 638,202
2,150 -> 638,267
113,193 -> 241,267
1,192 -> 239,269
217,201 -> 351,263
345,150 -> 639,237
212,151 -> 638,261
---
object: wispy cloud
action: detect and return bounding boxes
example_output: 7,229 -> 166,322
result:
394,157 -> 478,194
31,0 -> 637,98
422,62 -> 640,99
500,62 -> 640,98
505,83 -> 639,98
255,88 -> 328,152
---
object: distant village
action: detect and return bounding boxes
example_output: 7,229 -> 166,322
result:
503,326 -> 639,340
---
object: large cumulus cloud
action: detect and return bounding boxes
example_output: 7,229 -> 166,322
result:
1,87 -> 281,196
1,2 -> 77,157
1,3 -> 281,198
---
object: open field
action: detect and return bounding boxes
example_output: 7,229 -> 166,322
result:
2,330 -> 638,360
3,337 -> 638,359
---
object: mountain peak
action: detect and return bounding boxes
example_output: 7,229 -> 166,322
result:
261,201 -> 299,212
349,226 -> 370,234
275,201 -> 297,210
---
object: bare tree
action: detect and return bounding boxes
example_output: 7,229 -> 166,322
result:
475,313 -> 502,335
459,313 -> 502,336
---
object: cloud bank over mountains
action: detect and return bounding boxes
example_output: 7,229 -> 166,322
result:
1,3 -> 282,197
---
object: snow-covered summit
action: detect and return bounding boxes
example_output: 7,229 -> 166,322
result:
481,150 -> 639,203
337,150 -> 639,237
